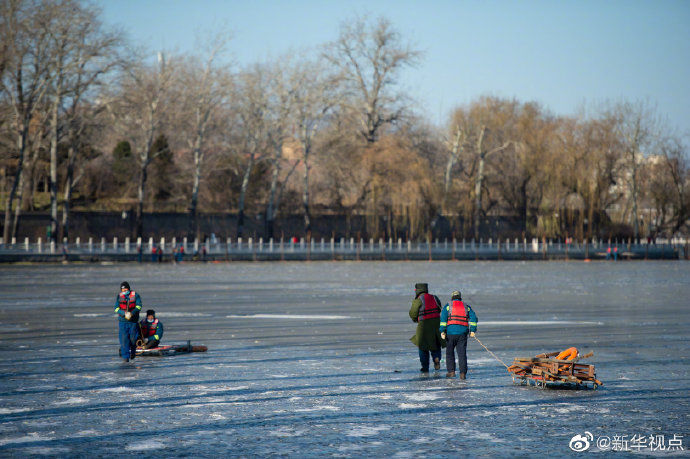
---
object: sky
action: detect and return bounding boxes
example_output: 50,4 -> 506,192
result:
100,0 -> 690,136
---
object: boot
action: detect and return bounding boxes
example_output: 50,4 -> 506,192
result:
446,371 -> 456,378
433,357 -> 441,370
459,373 -> 466,380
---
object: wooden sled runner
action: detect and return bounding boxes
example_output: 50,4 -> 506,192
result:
507,350 -> 603,389
136,340 -> 208,357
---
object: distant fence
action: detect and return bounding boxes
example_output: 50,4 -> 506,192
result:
0,236 -> 686,262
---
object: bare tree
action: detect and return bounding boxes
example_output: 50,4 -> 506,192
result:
173,34 -> 232,238
1,0 -> 52,242
607,101 -> 660,240
106,52 -> 174,238
441,125 -> 464,214
288,57 -> 337,237
450,98 -> 515,239
324,16 -> 420,144
657,137 -> 689,235
263,60 -> 296,240
42,0 -> 119,242
58,4 -> 120,240
230,64 -> 271,239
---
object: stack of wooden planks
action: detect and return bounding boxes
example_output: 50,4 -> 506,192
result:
508,351 -> 603,389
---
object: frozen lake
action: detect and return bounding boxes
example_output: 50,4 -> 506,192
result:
0,261 -> 688,456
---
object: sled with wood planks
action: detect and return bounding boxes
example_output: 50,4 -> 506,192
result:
136,340 -> 208,357
507,350 -> 603,389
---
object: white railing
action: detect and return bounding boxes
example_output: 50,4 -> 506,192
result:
0,236 -> 686,256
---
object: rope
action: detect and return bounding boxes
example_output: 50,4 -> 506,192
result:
473,335 -> 510,370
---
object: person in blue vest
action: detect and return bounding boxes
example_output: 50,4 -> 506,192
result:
440,290 -> 478,379
409,283 -> 444,373
115,281 -> 143,362
139,309 -> 164,349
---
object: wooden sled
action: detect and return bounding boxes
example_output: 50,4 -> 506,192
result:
507,350 -> 603,389
136,340 -> 208,357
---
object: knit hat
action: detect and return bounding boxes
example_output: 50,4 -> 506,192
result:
120,281 -> 131,290
146,309 -> 155,317
451,290 -> 462,300
415,283 -> 429,295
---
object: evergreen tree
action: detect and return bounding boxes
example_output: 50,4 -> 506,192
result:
149,135 -> 175,203
112,141 -> 133,188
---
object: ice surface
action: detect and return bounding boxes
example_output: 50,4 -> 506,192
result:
0,261 -> 688,456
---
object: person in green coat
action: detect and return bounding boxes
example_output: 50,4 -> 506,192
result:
409,283 -> 444,373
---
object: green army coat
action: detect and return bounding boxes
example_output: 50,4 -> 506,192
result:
409,291 -> 445,351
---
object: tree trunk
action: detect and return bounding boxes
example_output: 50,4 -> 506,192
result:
3,128 -> 27,242
302,152 -> 311,237
520,179 -> 528,236
631,148 -> 639,239
473,127 -> 486,241
49,83 -> 62,244
265,152 -> 281,240
136,161 -> 148,239
61,143 -> 76,241
237,155 -> 254,239
11,167 -> 25,238
442,128 -> 462,213
188,146 -> 202,239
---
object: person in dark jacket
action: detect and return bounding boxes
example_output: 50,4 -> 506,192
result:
409,283 -> 444,373
114,281 -> 143,362
139,309 -> 164,349
440,290 -> 478,379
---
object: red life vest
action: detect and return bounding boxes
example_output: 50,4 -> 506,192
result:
118,291 -> 137,311
141,319 -> 159,337
418,293 -> 441,320
448,299 -> 469,327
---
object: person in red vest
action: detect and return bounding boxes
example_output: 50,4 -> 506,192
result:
409,283 -> 444,373
114,281 -> 143,362
139,309 -> 164,349
440,290 -> 478,379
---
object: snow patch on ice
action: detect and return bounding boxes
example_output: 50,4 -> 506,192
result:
24,446 -> 71,455
399,403 -> 425,409
294,405 -> 340,412
468,357 -> 500,365
75,430 -> 98,437
270,427 -> 306,437
125,439 -> 166,451
393,449 -> 426,457
346,425 -> 390,437
194,385 -> 249,393
0,432 -> 54,446
74,313 -> 107,317
338,444 -> 364,452
156,312 -> 211,318
98,386 -> 129,393
0,407 -> 31,414
208,413 -> 226,420
404,393 -> 439,401
481,320 -> 603,326
54,397 -> 89,405
226,314 -> 353,320
412,437 -> 432,444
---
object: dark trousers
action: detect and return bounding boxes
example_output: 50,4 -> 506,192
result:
418,348 -> 442,372
118,321 -> 140,361
446,333 -> 468,374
